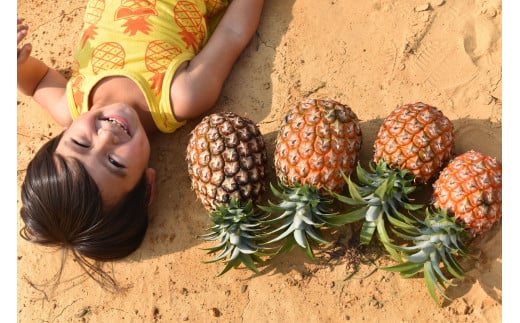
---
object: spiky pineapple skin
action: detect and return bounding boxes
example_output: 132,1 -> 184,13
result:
432,150 -> 502,236
274,98 -> 362,192
373,102 -> 454,184
186,112 -> 267,211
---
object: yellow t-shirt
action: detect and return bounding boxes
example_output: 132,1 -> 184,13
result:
66,0 -> 228,133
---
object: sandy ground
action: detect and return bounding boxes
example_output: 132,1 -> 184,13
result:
17,0 -> 503,322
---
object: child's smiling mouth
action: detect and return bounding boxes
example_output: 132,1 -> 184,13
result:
101,115 -> 131,136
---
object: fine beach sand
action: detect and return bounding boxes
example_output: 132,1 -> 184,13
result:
17,0 -> 502,321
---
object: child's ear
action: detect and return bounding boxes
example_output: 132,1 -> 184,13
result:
145,168 -> 156,206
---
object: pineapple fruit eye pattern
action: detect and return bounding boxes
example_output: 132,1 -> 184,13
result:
274,98 -> 362,191
373,102 -> 455,184
432,150 -> 502,236
186,111 -> 268,211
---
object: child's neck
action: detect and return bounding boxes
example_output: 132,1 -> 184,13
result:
89,76 -> 158,133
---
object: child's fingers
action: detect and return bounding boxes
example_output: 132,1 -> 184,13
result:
17,43 -> 32,64
17,29 -> 28,44
17,24 -> 28,33
18,25 -> 29,44
17,19 -> 31,64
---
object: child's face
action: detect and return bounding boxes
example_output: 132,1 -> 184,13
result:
55,103 -> 151,207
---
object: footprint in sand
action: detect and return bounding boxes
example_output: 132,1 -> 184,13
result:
404,2 -> 499,92
463,14 -> 499,64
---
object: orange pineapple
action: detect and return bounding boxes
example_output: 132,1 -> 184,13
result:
174,1 -> 206,51
383,150 -> 502,304
374,102 -> 455,184
145,40 -> 182,96
432,150 -> 502,236
274,98 -> 362,192
260,98 -> 363,259
80,0 -> 105,48
91,42 -> 126,74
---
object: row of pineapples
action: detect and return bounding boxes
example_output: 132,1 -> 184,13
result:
185,98 -> 502,304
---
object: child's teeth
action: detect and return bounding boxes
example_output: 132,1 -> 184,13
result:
105,118 -> 129,134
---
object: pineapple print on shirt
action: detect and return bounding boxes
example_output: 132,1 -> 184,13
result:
204,0 -> 227,19
145,40 -> 183,96
91,42 -> 126,74
115,0 -> 159,36
70,74 -> 86,110
174,1 -> 206,51
80,0 -> 105,48
69,59 -> 86,110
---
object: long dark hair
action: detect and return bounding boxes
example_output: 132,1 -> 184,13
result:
19,132 -> 151,292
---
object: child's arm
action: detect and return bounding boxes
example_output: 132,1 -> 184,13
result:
170,0 -> 264,120
17,18 -> 72,127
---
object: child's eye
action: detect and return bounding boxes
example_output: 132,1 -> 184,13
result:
108,155 -> 125,168
72,139 -> 89,148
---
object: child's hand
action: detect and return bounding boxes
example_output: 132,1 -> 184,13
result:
17,18 -> 32,65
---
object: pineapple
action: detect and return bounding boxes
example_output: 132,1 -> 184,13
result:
80,0 -> 105,47
204,0 -> 227,19
332,102 -> 455,260
374,102 -> 454,184
186,112 -> 268,274
383,150 -> 502,304
432,150 -> 502,236
274,98 -> 362,191
115,0 -> 158,36
260,98 -> 363,259
186,111 -> 267,211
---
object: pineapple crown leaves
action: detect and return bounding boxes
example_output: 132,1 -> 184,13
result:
329,160 -> 425,260
198,198 -> 273,276
381,207 -> 469,305
358,160 -> 423,216
257,182 -> 342,260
